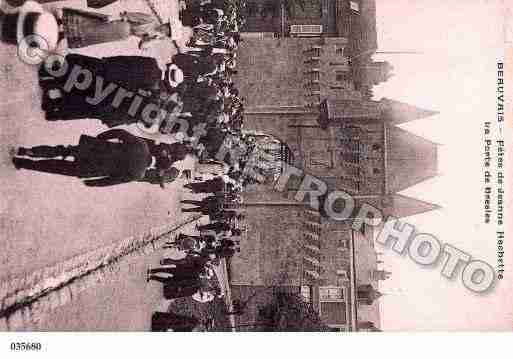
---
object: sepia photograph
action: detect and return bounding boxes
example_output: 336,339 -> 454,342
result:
0,0 -> 512,342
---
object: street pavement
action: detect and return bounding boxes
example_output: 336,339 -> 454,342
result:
0,0 -> 204,330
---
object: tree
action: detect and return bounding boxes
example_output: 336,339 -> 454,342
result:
281,0 -> 307,18
257,0 -> 306,19
257,292 -> 330,332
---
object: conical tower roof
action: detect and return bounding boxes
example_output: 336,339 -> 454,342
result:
385,125 -> 439,193
383,194 -> 442,219
381,98 -> 439,124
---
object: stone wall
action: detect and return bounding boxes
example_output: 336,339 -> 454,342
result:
234,38 -> 320,107
231,206 -> 304,286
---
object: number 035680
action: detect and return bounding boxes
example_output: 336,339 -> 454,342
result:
10,342 -> 42,351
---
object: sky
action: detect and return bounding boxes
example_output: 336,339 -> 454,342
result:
372,0 -> 512,330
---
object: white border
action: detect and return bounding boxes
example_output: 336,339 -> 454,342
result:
0,333 -> 512,359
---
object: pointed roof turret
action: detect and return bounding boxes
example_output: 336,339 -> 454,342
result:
381,98 -> 439,124
383,194 -> 442,219
318,98 -> 438,128
384,125 -> 439,193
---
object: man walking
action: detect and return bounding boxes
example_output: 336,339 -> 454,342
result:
12,129 -> 152,187
181,195 -> 224,215
184,176 -> 226,194
197,221 -> 235,234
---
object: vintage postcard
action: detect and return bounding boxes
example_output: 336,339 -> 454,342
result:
0,0 -> 511,337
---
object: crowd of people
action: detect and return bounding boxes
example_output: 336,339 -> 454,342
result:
5,0 -> 253,332
12,0 -> 255,185
146,1 -> 251,331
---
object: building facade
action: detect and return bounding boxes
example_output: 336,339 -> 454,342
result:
231,0 -> 439,331
240,0 -> 376,42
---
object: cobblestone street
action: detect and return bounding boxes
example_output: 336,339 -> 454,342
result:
0,0 -> 200,330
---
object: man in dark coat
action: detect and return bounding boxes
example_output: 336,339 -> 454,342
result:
179,8 -> 203,27
197,126 -> 230,161
162,280 -> 202,300
149,265 -> 207,301
162,233 -> 216,252
40,54 -> 163,94
40,54 -> 175,127
13,129 -> 152,186
139,140 -> 195,188
210,210 -> 244,222
160,253 -> 211,267
196,221 -> 232,233
181,81 -> 220,114
149,254 -> 210,280
172,53 -> 217,79
140,167 -> 180,187
181,194 -> 222,207
181,195 -> 224,215
184,176 -> 225,194
148,268 -> 200,283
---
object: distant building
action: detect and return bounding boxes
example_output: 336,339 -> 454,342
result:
231,0 -> 439,331
241,0 -> 376,42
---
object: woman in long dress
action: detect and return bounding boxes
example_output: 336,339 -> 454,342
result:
61,8 -> 171,49
121,11 -> 172,50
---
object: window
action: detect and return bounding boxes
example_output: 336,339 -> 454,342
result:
246,2 -> 258,16
359,223 -> 366,235
320,286 -> 344,301
305,47 -> 321,57
335,71 -> 350,82
308,83 -> 321,92
338,239 -> 349,251
319,286 -> 348,325
373,168 -> 381,175
241,32 -> 276,39
306,58 -> 320,67
310,71 -> 321,82
310,150 -> 332,167
290,25 -> 323,36
301,285 -> 312,303
336,270 -> 349,281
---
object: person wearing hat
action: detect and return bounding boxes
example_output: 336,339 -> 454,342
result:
0,1 -> 59,52
12,129 -> 153,187
138,141 -> 195,188
172,52 -> 217,81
